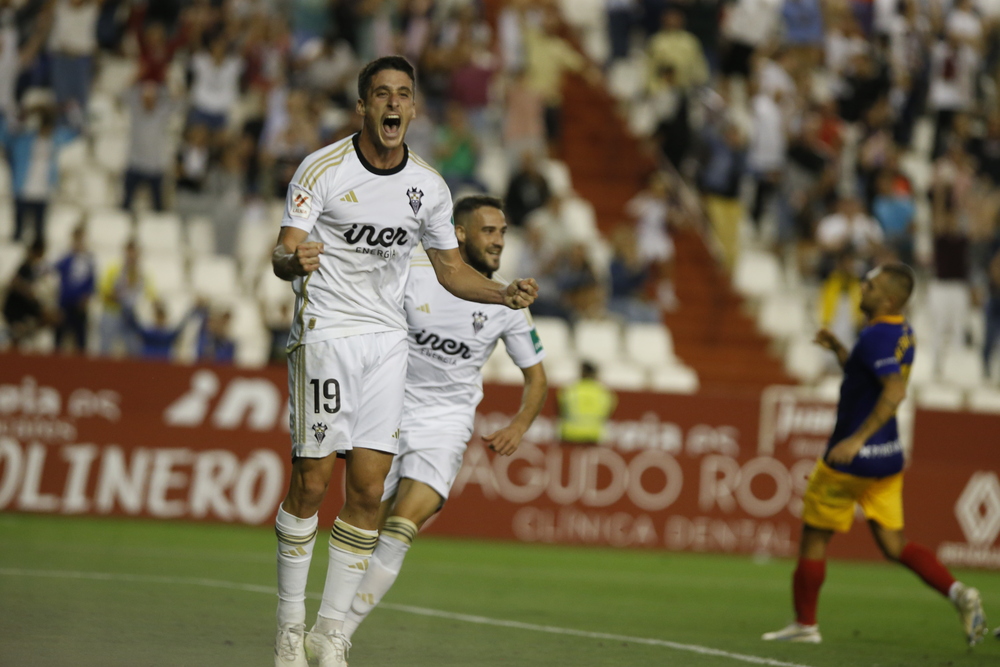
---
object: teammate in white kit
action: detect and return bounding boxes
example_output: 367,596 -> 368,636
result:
339,195 -> 549,647
270,58 -> 538,667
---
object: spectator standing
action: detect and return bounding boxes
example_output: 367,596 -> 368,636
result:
2,240 -> 52,348
927,197 -> 972,376
646,8 -> 708,94
985,249 -> 1000,380
98,239 -> 154,357
187,32 -> 244,135
558,361 -> 618,444
698,119 -> 747,269
123,83 -> 175,212
434,102 -> 482,194
505,150 -> 550,229
927,32 -> 979,158
123,299 -> 190,361
5,105 -> 78,243
608,225 -> 660,323
872,169 -> 916,264
815,197 -> 885,276
818,250 -> 864,351
196,304 -> 236,363
781,0 -> 825,65
53,225 -> 95,353
747,86 -> 787,235
719,0 -> 781,93
502,67 -> 546,162
607,0 -> 639,63
47,0 -> 100,123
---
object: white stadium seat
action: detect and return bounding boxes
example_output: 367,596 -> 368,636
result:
915,385 -> 964,411
967,387 -> 1000,414
190,255 -> 241,298
185,215 -> 216,256
785,336 -> 827,383
624,323 -> 675,368
649,365 -> 700,394
600,362 -> 647,390
532,316 -> 572,361
541,159 -> 573,197
142,254 -> 188,295
574,319 -> 623,364
939,347 -> 985,389
561,197 -> 599,242
543,357 -> 581,387
87,209 -> 134,254
758,292 -> 809,340
0,242 -> 24,286
733,250 -> 782,299
137,212 -> 184,253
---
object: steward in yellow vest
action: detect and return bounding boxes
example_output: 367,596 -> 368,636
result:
558,362 -> 617,444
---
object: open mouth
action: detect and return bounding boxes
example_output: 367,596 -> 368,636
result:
382,115 -> 401,137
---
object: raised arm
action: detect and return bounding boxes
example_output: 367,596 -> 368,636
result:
272,227 -> 323,281
481,362 -> 548,456
826,373 -> 908,466
424,246 -> 537,310
814,328 -> 850,368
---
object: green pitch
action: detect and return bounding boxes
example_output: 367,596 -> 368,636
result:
1,514 -> 997,667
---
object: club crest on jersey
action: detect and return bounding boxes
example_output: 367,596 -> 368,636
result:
407,187 -> 424,214
472,311 -> 488,335
312,423 -> 328,444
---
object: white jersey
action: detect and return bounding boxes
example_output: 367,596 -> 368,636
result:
281,134 -> 458,346
402,254 -> 546,438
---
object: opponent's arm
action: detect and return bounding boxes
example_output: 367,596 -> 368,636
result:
272,226 -> 324,281
482,362 -> 548,456
826,373 -> 908,465
425,246 -> 537,310
814,328 -> 850,368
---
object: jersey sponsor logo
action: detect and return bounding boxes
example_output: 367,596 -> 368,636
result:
343,224 -> 409,248
407,186 -> 424,214
530,328 -> 544,353
413,329 -> 473,359
339,190 -> 359,203
472,311 -> 488,335
289,187 -> 312,219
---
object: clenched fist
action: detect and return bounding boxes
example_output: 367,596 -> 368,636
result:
504,278 -> 538,310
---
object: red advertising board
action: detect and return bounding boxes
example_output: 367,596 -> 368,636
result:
0,353 -> 997,568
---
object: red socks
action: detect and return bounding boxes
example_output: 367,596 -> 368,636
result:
899,541 -> 955,597
793,558 -> 826,626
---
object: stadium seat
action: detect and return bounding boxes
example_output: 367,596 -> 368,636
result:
92,56 -> 138,97
624,323 -> 675,368
813,375 -> 842,402
600,362 -> 647,390
907,343 -> 935,388
228,297 -> 269,368
0,159 -> 11,199
533,316 -> 573,361
77,168 -> 116,210
784,336 -> 827,383
939,347 -> 985,389
237,221 -> 280,279
475,145 -> 510,196
914,385 -> 964,411
142,254 -> 189,296
648,364 -> 700,394
87,208 -> 134,254
44,204 -> 84,255
0,242 -> 24,286
185,215 -> 216,257
561,197 -> 599,242
483,344 -> 526,385
607,57 -> 646,102
94,134 -> 129,174
733,250 -> 782,299
541,159 -> 573,197
758,291 -> 810,340
0,198 -> 13,237
57,137 -> 89,174
574,319 -> 623,364
190,255 -> 241,298
497,228 -> 523,283
137,212 -> 184,253
966,387 -> 1000,414
544,357 -> 581,387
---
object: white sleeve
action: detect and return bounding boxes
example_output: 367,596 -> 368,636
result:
420,178 -> 459,250
501,308 -> 546,369
281,160 -> 327,234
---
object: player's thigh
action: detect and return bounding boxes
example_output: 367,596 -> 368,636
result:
352,331 -> 408,454
860,472 -> 904,532
801,461 -> 864,533
287,339 -> 362,458
395,430 -> 468,502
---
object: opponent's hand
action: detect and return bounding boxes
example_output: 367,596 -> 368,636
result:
825,434 -> 865,466
504,278 -> 538,310
292,242 -> 324,275
813,328 -> 842,352
483,423 -> 527,456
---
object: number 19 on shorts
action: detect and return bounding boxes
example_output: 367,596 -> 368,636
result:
310,378 -> 341,414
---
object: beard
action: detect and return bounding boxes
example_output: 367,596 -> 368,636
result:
466,246 -> 498,278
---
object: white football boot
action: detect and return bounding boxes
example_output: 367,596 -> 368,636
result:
953,584 -> 988,646
305,629 -> 351,667
761,622 -> 822,643
274,623 -> 308,667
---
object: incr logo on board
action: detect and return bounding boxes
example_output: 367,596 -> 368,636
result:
163,370 -> 288,432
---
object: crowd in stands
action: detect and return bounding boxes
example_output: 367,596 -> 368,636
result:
0,0 -> 998,392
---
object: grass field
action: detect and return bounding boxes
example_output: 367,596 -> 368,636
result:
0,513 -> 997,667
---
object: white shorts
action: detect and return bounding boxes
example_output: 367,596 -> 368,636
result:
382,429 -> 468,502
287,330 -> 407,458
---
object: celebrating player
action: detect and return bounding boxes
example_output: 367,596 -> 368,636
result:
270,58 -> 538,667
339,195 -> 548,648
762,264 -> 989,646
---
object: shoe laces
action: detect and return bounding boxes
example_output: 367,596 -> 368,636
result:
277,625 -> 305,660
331,631 -> 352,661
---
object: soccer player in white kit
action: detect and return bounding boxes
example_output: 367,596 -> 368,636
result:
270,58 -> 538,667
339,195 -> 549,648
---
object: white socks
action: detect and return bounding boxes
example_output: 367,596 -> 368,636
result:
315,517 -> 379,631
275,505 -> 318,628
342,517 -> 417,640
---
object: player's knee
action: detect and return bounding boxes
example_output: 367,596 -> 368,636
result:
289,474 -> 330,510
345,479 -> 385,515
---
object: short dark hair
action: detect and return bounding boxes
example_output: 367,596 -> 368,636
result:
880,262 -> 915,306
581,361 -> 598,379
453,195 -> 504,227
357,56 -> 416,100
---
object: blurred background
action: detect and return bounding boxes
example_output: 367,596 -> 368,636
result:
0,0 -> 998,411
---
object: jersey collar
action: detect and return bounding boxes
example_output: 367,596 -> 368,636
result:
353,133 -> 408,176
869,315 -> 905,325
